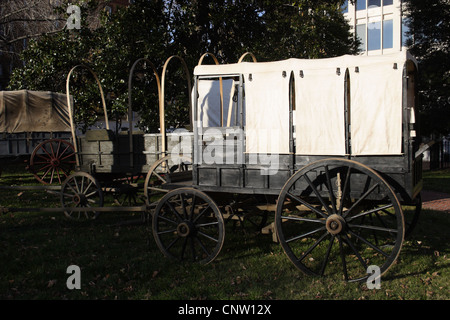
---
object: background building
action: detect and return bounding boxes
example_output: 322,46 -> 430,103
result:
342,0 -> 410,55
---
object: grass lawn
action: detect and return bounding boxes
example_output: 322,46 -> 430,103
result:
423,167 -> 450,194
0,164 -> 449,301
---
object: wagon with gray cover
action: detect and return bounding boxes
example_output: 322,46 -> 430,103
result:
0,90 -> 75,184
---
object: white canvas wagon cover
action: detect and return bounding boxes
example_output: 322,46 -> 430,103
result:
0,90 -> 71,133
194,51 -> 417,156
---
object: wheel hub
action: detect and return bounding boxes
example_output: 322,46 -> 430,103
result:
50,158 -> 60,168
177,221 -> 195,237
326,214 -> 346,235
73,194 -> 87,206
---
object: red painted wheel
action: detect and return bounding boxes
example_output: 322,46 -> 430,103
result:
29,139 -> 76,185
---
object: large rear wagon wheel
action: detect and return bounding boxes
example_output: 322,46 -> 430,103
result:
152,188 -> 225,265
275,159 -> 404,282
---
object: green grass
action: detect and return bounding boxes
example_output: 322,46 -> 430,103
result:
0,165 -> 449,300
423,168 -> 450,194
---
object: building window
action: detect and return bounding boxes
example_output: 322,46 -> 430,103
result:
383,0 -> 393,6
356,24 -> 366,51
368,21 -> 381,50
368,0 -> 381,9
383,19 -> 393,49
357,0 -> 366,11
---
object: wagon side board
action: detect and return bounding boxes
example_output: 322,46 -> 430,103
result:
193,153 -> 422,205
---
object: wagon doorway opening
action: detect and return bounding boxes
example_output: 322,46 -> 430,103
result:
194,74 -> 245,166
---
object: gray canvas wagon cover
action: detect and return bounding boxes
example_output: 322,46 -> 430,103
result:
0,90 -> 71,133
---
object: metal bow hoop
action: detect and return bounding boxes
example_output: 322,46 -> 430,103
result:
160,55 -> 192,157
238,52 -> 257,63
128,58 -> 161,167
197,52 -> 220,66
66,65 -> 109,168
197,52 -> 225,127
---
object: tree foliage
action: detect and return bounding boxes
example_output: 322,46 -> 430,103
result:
8,0 -> 356,132
404,0 -> 450,136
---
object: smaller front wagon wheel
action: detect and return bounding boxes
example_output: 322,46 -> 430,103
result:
60,172 -> 104,220
152,188 -> 225,265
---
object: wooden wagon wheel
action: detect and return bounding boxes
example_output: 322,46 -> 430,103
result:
60,172 -> 103,220
152,188 -> 225,265
275,159 -> 404,282
112,174 -> 143,206
144,155 -> 192,209
29,139 -> 76,185
223,194 -> 269,233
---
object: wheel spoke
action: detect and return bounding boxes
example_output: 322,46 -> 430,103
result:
59,152 -> 75,161
49,142 -> 56,158
285,226 -> 326,244
344,183 -> 380,218
196,221 -> 219,228
297,231 -> 329,263
158,215 -> 178,225
348,229 -> 390,258
281,215 -> 325,224
189,194 -> 197,220
348,223 -> 398,233
320,235 -> 336,276
157,228 -> 178,236
286,192 -> 327,218
338,235 -> 349,281
41,166 -> 53,180
55,140 -> 62,158
195,236 -> 211,255
163,201 -> 184,222
197,230 -> 219,243
341,234 -> 368,270
49,168 -> 55,184
347,204 -> 393,222
193,204 -> 212,224
339,167 -> 352,215
153,171 -> 168,184
165,235 -> 180,250
304,174 -> 333,216
180,194 -> 188,219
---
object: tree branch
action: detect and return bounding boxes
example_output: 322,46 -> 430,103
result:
0,18 -> 66,25
0,2 -> 41,22
4,27 -> 66,45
